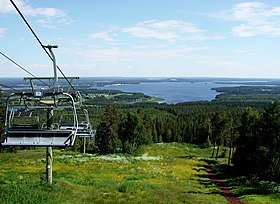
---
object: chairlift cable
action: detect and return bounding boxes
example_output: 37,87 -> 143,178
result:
10,0 -> 77,92
0,51 -> 50,87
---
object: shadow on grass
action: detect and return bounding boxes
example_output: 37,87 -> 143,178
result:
196,162 -> 248,204
198,159 -> 279,198
176,155 -> 195,159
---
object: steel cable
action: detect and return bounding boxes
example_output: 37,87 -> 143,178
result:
10,0 -> 77,92
0,51 -> 50,87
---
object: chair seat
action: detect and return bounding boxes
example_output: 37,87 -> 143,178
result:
2,130 -> 75,146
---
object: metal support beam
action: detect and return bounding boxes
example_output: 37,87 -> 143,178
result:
46,107 -> 53,184
46,146 -> 52,184
47,107 -> 54,130
83,137 -> 86,154
43,45 -> 58,90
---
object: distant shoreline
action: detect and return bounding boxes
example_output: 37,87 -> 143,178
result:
1,77 -> 280,104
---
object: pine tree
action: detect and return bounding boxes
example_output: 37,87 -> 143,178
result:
152,123 -> 158,143
211,112 -> 230,159
233,107 -> 260,174
119,112 -> 149,154
95,105 -> 120,154
258,103 -> 280,181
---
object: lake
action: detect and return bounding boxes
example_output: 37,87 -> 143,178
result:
96,81 -> 238,104
1,77 -> 272,104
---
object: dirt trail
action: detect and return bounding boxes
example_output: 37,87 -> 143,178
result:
205,164 -> 245,204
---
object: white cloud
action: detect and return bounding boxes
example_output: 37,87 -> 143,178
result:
0,0 -> 68,28
218,2 -> 280,37
57,46 -> 207,77
231,49 -> 250,54
0,0 -> 19,13
0,0 -> 65,17
80,20 -> 212,74
91,30 -> 115,42
0,28 -> 7,37
74,45 -> 209,61
122,20 -> 205,42
37,17 -> 72,29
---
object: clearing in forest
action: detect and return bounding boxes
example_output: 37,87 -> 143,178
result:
0,143 -> 279,203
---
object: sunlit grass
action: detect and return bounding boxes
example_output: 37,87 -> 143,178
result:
0,143 -> 278,203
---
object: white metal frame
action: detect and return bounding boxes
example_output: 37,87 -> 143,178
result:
2,92 -> 78,146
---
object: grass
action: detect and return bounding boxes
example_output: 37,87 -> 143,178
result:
0,143 -> 279,203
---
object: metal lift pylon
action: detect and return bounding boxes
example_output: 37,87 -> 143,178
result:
1,45 -> 79,184
45,45 -> 56,185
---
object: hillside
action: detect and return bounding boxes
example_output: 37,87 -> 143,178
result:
0,143 -> 279,203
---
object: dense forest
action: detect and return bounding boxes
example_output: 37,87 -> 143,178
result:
1,86 -> 280,183
82,96 -> 280,182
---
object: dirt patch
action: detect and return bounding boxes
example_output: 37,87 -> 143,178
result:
205,164 -> 245,204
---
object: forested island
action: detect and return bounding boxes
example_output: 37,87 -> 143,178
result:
0,78 -> 279,203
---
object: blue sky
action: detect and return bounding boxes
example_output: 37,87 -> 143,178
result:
1,0 -> 280,78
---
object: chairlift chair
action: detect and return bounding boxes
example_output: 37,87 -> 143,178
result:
0,45 -> 89,147
60,108 -> 95,142
76,109 -> 95,141
1,91 -> 78,147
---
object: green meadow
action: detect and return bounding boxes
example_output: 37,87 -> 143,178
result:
0,143 -> 279,203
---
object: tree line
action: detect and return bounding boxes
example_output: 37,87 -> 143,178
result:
93,101 -> 280,182
233,104 -> 280,182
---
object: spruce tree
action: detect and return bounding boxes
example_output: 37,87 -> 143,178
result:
211,112 -> 230,159
119,112 -> 149,154
258,103 -> 280,181
233,104 -> 280,181
95,105 -> 120,154
233,107 -> 260,175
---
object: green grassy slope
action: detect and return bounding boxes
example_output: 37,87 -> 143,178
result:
0,143 -> 279,203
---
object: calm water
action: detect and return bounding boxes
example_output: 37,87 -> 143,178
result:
97,82 -> 238,104
1,78 -> 257,104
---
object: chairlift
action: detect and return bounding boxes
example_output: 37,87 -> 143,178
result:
2,91 -> 78,146
59,108 -> 95,146
76,108 -> 96,153
3,1 -> 94,184
1,45 -> 79,147
76,109 -> 95,141
1,45 -> 95,148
